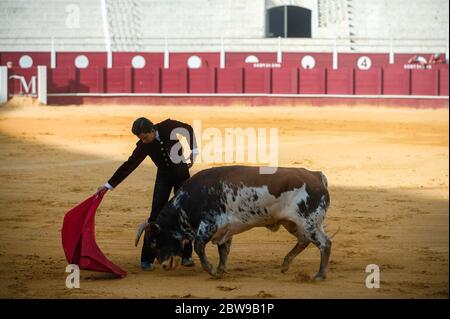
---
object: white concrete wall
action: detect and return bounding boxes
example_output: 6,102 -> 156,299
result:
0,0 -> 104,51
0,0 -> 447,53
138,0 -> 266,38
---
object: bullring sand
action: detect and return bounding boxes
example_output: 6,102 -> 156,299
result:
0,98 -> 448,298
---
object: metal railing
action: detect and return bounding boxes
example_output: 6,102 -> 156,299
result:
0,36 -> 448,54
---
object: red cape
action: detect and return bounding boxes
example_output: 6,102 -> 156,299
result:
61,192 -> 127,278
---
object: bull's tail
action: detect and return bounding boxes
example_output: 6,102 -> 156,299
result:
324,225 -> 340,239
320,171 -> 328,189
330,226 -> 340,239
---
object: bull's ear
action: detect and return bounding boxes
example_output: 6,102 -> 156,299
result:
149,222 -> 160,235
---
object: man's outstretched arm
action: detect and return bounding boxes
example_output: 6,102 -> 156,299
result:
97,142 -> 147,194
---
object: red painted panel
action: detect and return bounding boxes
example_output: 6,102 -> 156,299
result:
354,69 -> 382,95
132,68 -> 160,93
244,68 -> 271,93
77,68 -> 104,93
282,53 -> 332,69
104,68 -> 132,93
161,68 -> 187,93
7,67 -> 38,96
272,68 -> 298,94
299,68 -> 326,94
439,68 -> 449,96
188,68 -> 215,93
383,67 -> 410,95
339,54 -> 390,69
57,52 -> 107,68
48,67 -> 77,93
216,68 -> 243,93
226,53 -> 277,68
327,68 -> 354,94
411,69 -> 438,95
112,53 -> 164,68
170,53 -> 220,68
0,52 -> 50,68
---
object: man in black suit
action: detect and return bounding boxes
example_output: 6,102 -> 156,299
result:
97,117 -> 198,271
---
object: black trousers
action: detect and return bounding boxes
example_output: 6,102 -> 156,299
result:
141,166 -> 192,263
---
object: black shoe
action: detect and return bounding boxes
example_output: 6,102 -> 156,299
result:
181,257 -> 195,267
141,261 -> 155,271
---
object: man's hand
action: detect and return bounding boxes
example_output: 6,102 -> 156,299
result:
96,185 -> 109,195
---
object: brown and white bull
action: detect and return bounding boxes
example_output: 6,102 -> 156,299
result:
135,165 -> 332,280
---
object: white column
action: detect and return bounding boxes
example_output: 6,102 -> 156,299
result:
220,38 -> 225,69
389,37 -> 395,64
277,37 -> 282,63
332,38 -> 338,70
100,0 -> 112,68
107,49 -> 113,69
0,66 -> 7,104
51,37 -> 57,69
38,66 -> 47,105
164,38 -> 170,69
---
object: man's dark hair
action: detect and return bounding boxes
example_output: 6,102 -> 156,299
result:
132,117 -> 154,135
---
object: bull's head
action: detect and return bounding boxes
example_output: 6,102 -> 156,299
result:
135,222 -> 185,270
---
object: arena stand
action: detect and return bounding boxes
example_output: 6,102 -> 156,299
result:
0,0 -> 448,106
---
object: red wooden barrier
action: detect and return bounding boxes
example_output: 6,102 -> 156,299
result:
113,53 -> 164,68
411,69 -> 438,95
161,68 -> 188,93
2,51 -> 447,98
77,68 -> 103,93
0,52 -> 50,68
244,68 -> 271,93
170,53 -> 220,68
272,68 -> 298,94
354,68 -> 382,95
339,54 -> 390,69
216,68 -> 244,93
226,53 -> 277,68
188,68 -> 215,93
48,67 -> 77,93
382,67 -> 410,95
58,53 -> 107,68
299,68 -> 326,94
327,68 -> 353,94
104,68 -> 132,93
132,68 -> 160,93
282,53 -> 332,69
439,68 -> 449,96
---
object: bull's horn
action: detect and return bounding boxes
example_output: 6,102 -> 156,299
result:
135,222 -> 149,247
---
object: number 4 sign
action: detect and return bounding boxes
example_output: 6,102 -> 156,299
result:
357,56 -> 372,70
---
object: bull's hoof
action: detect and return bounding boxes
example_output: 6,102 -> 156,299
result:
313,273 -> 326,281
280,264 -> 289,273
216,268 -> 227,277
209,269 -> 223,279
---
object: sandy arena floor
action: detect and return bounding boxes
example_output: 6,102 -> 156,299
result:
0,97 -> 448,298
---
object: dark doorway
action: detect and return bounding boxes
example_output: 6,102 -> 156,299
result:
266,5 -> 312,38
